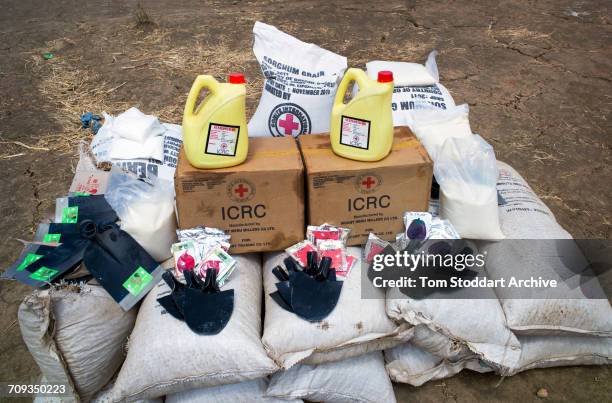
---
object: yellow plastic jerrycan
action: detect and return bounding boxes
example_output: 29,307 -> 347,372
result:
182,73 -> 248,169
330,69 -> 394,162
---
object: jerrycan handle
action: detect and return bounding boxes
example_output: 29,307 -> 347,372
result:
184,75 -> 220,120
333,68 -> 370,106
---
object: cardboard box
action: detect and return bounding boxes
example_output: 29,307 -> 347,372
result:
175,137 -> 305,253
299,127 -> 432,246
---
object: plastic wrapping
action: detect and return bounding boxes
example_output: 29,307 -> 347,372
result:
434,135 -> 504,240
104,168 -> 177,261
410,104 -> 472,162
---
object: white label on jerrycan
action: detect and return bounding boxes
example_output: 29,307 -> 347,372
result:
205,123 -> 240,156
340,116 -> 371,150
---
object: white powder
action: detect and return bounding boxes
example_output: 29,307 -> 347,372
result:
411,104 -> 473,162
435,135 -> 504,240
119,200 -> 176,262
439,182 -> 504,240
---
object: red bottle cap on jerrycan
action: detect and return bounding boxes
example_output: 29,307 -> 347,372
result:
228,73 -> 246,84
377,71 -> 394,83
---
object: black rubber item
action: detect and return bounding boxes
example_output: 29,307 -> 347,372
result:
270,291 -> 293,312
430,175 -> 440,199
272,265 -> 290,282
306,251 -> 318,274
157,294 -> 184,320
398,239 -> 480,299
66,195 -> 118,224
290,270 -> 343,322
15,238 -> 90,287
183,268 -> 234,335
84,223 -> 160,309
42,222 -> 83,243
268,254 -> 344,322
157,271 -> 186,320
315,256 -> 332,280
156,269 -> 235,334
283,257 -> 299,272
11,198 -> 162,311
275,279 -> 293,307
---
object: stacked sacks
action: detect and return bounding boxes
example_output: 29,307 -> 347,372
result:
484,162 -> 612,337
509,335 -> 611,374
385,325 -> 492,386
384,161 -> 612,386
165,379 -> 302,403
110,254 -> 278,401
385,342 -> 491,387
385,272 -> 521,376
262,247 -> 412,369
261,247 -> 409,401
267,352 -> 395,403
483,162 -> 612,374
19,284 -> 137,402
90,381 -> 163,403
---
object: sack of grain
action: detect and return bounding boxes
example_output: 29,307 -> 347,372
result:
364,51 -> 456,127
248,21 -> 347,137
483,162 -> 612,336
386,286 -> 521,373
262,247 -> 412,369
111,254 -> 278,401
385,342 -> 491,386
266,352 -> 396,403
508,335 -> 611,375
19,284 -> 136,402
166,379 -> 302,403
90,381 -> 163,403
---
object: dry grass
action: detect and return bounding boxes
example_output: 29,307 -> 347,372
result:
133,4 -> 154,27
9,19 -> 429,159
24,54 -> 131,155
495,28 -> 551,41
10,25 -> 261,158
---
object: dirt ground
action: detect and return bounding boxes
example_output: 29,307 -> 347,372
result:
0,0 -> 610,401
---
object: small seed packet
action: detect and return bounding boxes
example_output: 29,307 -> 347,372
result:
312,229 -> 340,243
171,241 -> 198,278
320,223 -> 351,243
428,217 -> 460,240
317,239 -> 345,272
337,254 -> 357,278
364,233 -> 390,263
177,226 -> 231,246
197,246 -> 236,287
337,227 -> 351,244
286,240 -> 317,268
174,227 -> 232,273
307,223 -> 351,245
403,212 -> 432,240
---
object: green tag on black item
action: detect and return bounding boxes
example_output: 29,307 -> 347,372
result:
122,266 -> 154,296
29,266 -> 60,282
61,206 -> 79,223
16,254 -> 43,272
43,233 -> 61,243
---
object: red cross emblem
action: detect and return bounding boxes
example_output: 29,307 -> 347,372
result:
234,183 -> 249,198
278,113 -> 300,136
362,176 -> 376,189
